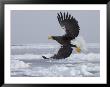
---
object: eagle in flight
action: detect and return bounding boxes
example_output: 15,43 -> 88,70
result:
42,12 -> 81,59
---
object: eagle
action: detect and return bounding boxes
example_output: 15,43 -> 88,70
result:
42,12 -> 81,59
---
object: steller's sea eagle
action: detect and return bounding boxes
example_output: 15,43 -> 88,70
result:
42,12 -> 81,59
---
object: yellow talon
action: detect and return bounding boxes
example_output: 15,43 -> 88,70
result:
48,36 -> 53,39
75,47 -> 81,53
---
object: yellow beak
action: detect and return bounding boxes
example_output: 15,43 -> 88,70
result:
48,36 -> 53,40
75,47 -> 81,53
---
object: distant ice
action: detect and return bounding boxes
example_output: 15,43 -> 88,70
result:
11,54 -> 53,60
11,43 -> 99,49
11,43 -> 59,49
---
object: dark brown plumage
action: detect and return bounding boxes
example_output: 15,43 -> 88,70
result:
42,12 -> 80,59
57,12 -> 80,39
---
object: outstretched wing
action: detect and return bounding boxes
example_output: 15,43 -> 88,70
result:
57,12 -> 80,39
51,46 -> 73,59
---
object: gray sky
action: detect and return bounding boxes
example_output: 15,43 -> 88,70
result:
11,10 -> 100,44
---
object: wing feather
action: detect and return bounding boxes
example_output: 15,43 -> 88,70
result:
66,12 -> 68,19
60,12 -> 63,21
64,12 -> 65,19
57,12 -> 80,39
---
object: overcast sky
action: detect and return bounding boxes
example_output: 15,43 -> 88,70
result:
11,10 -> 100,44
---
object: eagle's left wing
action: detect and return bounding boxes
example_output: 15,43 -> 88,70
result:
57,12 -> 80,39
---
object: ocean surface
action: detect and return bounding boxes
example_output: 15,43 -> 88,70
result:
11,43 -> 100,77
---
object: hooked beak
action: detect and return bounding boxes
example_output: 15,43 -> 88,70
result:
48,36 -> 53,40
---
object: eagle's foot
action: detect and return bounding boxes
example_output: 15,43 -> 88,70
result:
75,47 -> 81,53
